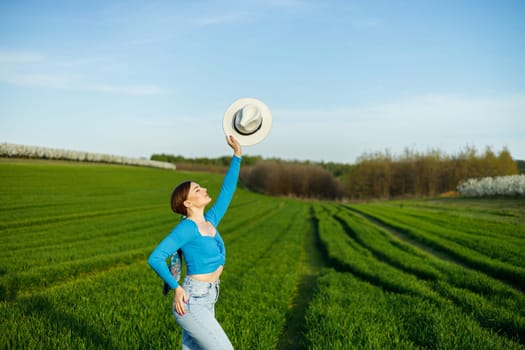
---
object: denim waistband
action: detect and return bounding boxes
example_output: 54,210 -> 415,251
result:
183,276 -> 220,288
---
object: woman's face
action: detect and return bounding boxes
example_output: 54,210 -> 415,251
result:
185,182 -> 211,209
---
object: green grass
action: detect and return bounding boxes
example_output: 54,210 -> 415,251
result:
1,159 -> 524,349
307,202 -> 525,347
305,269 -> 522,350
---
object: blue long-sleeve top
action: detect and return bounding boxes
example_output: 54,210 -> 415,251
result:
148,155 -> 241,289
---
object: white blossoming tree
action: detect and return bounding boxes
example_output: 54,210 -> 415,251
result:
0,143 -> 176,170
457,175 -> 525,197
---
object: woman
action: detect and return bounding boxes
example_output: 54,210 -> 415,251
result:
148,135 -> 242,350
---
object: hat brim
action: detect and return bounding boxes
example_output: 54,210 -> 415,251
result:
223,98 -> 272,146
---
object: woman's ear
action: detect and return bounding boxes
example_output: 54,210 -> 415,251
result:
183,200 -> 192,208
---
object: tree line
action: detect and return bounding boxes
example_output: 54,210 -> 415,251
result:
151,153 -> 263,173
344,146 -> 518,199
151,146 -> 520,200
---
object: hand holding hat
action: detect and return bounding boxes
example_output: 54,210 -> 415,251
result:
226,135 -> 242,157
223,98 -> 272,146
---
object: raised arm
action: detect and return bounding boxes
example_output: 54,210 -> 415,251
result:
206,136 -> 242,226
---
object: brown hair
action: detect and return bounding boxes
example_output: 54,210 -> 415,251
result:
170,180 -> 192,215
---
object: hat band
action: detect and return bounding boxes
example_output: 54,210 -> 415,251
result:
233,120 -> 263,136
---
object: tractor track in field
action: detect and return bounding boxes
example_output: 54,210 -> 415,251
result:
345,207 -> 467,267
276,208 -> 328,350
345,206 -> 525,294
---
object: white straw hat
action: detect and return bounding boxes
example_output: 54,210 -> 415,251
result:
223,97 -> 272,146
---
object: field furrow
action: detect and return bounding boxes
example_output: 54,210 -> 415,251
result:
349,204 -> 525,291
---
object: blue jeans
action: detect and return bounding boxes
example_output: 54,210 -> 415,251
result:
173,277 -> 233,350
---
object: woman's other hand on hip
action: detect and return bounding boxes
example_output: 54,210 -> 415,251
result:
173,286 -> 188,316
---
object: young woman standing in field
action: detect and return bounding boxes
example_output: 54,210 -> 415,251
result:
148,135 -> 242,350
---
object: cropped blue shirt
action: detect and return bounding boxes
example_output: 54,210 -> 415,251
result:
148,155 -> 241,289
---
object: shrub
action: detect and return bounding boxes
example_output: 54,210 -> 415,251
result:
240,160 -> 344,199
457,174 -> 525,197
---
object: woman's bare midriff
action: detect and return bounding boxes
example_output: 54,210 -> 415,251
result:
188,265 -> 223,283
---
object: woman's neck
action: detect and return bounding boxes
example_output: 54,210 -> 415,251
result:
187,211 -> 205,223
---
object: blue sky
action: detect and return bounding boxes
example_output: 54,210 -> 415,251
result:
1,0 -> 524,163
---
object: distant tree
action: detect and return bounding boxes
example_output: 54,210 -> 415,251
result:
497,147 -> 519,175
482,146 -> 499,176
517,160 -> 525,174
241,160 -> 343,199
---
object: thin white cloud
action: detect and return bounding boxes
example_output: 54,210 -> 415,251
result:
262,0 -> 308,7
191,13 -> 248,27
188,0 -> 315,27
80,83 -> 165,96
58,56 -> 110,67
0,72 -> 68,88
0,71 -> 165,96
0,51 -> 45,63
275,94 -> 525,126
0,48 -> 166,95
357,94 -> 525,131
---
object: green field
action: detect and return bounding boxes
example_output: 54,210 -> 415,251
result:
1,159 -> 524,349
